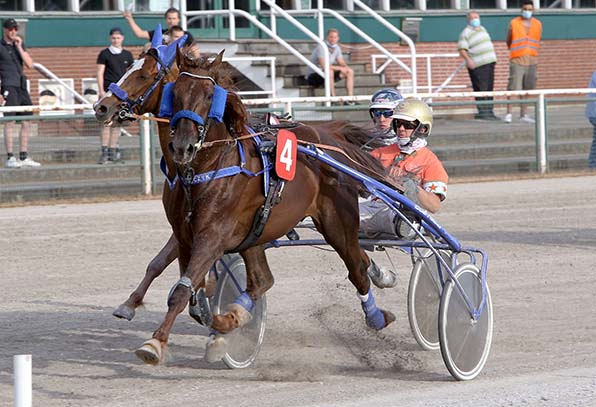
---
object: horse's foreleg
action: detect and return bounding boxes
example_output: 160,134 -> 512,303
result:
211,245 -> 273,334
113,234 -> 179,321
135,244 -> 219,365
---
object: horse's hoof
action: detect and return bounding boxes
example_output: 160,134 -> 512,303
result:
212,303 -> 252,334
135,339 -> 162,365
205,335 -> 227,363
113,304 -> 135,321
381,309 -> 396,327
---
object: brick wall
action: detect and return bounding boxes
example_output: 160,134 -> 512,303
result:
24,46 -> 145,104
349,39 -> 596,92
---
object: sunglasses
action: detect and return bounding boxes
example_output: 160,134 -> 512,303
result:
393,119 -> 418,130
372,110 -> 393,118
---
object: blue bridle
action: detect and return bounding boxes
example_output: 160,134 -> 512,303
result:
107,25 -> 188,119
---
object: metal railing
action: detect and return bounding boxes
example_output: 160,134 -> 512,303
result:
224,56 -> 277,98
371,53 -> 465,94
1,88 -> 594,203
183,4 -> 331,98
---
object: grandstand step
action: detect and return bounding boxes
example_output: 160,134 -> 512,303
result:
299,85 -> 385,98
283,72 -> 382,88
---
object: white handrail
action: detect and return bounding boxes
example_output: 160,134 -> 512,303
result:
33,63 -> 88,104
277,8 -> 412,82
184,8 -> 329,98
259,0 -> 331,99
352,0 -> 417,96
371,53 -> 463,94
224,56 -> 277,98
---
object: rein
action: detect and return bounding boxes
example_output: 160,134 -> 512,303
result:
109,51 -> 176,120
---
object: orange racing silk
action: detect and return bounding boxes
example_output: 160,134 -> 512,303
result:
372,144 -> 448,200
509,17 -> 542,60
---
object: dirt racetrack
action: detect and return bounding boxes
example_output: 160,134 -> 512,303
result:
1,175 -> 596,406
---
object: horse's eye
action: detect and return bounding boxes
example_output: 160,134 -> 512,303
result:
207,93 -> 213,101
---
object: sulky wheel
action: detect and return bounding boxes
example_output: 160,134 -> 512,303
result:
212,254 -> 267,369
438,263 -> 493,381
407,249 -> 452,351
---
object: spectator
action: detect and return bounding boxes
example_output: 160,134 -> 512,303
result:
585,70 -> 596,169
96,27 -> 134,164
458,11 -> 498,121
124,7 -> 194,46
169,26 -> 200,59
364,88 -> 404,149
359,98 -> 448,288
504,0 -> 542,124
305,28 -> 355,105
0,18 -> 40,168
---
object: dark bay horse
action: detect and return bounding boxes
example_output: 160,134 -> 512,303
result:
134,49 -> 396,364
93,38 -> 385,330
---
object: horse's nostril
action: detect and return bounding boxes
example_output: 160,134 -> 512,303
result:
96,105 -> 107,114
168,142 -> 175,154
186,144 -> 194,155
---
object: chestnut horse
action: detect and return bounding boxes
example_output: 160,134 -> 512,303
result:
93,36 -> 385,328
132,49 -> 396,364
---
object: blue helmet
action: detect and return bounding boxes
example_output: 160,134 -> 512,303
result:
369,88 -> 404,111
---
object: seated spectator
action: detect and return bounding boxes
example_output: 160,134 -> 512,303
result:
305,28 -> 355,104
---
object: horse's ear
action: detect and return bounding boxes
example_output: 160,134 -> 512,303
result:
211,50 -> 225,68
176,44 -> 185,70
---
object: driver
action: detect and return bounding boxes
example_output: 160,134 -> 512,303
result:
360,97 -> 449,288
364,88 -> 404,149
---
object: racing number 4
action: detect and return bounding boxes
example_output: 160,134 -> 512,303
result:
275,129 -> 297,181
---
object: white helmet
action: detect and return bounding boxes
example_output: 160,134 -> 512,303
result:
369,88 -> 404,116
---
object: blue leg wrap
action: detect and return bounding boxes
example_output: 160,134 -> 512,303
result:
360,290 -> 386,330
233,291 -> 255,313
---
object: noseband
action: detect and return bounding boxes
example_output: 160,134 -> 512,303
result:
109,52 -> 173,121
169,71 -> 228,161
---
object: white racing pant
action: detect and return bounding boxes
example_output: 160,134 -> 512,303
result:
358,198 -> 398,239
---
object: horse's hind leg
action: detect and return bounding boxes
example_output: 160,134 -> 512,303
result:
113,233 -> 179,321
315,195 -> 395,330
211,245 -> 273,334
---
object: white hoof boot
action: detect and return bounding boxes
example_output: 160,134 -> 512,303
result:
135,338 -> 163,365
368,259 -> 398,289
205,334 -> 227,363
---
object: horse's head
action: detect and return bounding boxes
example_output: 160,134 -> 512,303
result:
168,49 -> 248,165
93,28 -> 188,125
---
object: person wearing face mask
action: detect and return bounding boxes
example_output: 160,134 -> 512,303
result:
505,0 -> 542,124
458,11 -> 498,121
305,28 -> 355,105
359,98 -> 448,289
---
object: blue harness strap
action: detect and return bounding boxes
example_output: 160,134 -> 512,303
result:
108,82 -> 131,104
208,85 -> 227,123
170,110 -> 205,128
158,82 -> 175,118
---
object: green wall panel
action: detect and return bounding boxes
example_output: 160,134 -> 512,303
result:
11,12 -> 596,47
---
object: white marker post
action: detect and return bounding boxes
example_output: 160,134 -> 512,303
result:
14,355 -> 32,407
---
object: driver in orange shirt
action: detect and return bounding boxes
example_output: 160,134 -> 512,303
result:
360,98 -> 448,288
